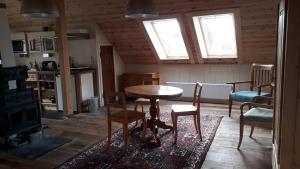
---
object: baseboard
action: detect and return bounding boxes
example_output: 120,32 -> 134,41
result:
273,144 -> 280,169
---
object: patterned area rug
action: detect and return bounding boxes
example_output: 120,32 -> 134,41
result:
58,113 -> 222,169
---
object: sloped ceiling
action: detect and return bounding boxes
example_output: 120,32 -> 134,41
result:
5,0 -> 278,64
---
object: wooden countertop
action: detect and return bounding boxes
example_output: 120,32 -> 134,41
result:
28,68 -> 96,74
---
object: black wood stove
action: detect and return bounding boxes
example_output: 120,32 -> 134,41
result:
0,65 -> 41,148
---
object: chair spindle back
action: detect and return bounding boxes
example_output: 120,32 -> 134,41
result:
106,92 -> 127,119
251,64 -> 274,90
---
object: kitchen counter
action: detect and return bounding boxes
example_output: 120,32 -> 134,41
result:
27,68 -> 98,114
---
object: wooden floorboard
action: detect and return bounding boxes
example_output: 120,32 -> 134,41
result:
0,101 -> 272,169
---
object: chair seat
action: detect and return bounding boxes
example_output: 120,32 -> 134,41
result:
135,98 -> 159,103
230,91 -> 270,102
244,107 -> 273,123
110,110 -> 144,122
171,104 -> 197,113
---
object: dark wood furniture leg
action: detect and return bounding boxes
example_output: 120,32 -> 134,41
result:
149,99 -> 173,130
131,98 -> 173,146
139,98 -> 158,145
148,99 -> 173,145
229,96 -> 232,117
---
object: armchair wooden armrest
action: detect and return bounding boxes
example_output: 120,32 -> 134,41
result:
227,81 -> 252,85
257,83 -> 275,95
252,96 -> 274,107
226,80 -> 252,92
240,102 -> 252,116
252,96 -> 273,103
240,98 -> 274,116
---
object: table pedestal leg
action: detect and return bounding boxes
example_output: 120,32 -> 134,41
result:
131,98 -> 173,146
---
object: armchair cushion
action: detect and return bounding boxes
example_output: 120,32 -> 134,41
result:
230,91 -> 270,102
244,107 -> 273,123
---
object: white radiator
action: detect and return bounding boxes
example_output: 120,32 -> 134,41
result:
165,82 -> 232,100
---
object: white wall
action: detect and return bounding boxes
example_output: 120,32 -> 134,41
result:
69,39 -> 97,67
114,49 -> 125,91
14,38 -> 97,68
0,0 -> 15,67
125,64 -> 252,91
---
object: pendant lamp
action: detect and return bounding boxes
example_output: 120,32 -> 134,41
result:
20,0 -> 59,18
125,0 -> 158,19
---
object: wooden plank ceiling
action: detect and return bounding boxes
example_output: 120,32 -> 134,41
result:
5,0 -> 278,64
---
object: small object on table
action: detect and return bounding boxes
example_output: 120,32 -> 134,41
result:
34,60 -> 39,70
125,85 -> 183,146
50,96 -> 56,103
41,61 -> 58,71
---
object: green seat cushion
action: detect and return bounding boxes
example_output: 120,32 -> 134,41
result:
244,107 -> 273,123
230,91 -> 270,102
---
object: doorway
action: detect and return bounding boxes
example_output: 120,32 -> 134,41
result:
100,45 -> 115,106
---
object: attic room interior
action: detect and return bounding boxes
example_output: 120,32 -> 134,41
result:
0,0 -> 299,168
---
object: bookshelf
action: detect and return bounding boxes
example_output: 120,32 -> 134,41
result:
26,71 -> 58,115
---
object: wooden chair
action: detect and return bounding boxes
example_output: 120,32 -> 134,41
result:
171,82 -> 203,144
134,77 -> 160,118
106,92 -> 146,149
238,96 -> 274,149
227,64 -> 274,117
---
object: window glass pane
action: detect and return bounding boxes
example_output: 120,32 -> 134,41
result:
152,19 -> 188,57
143,18 -> 189,60
144,22 -> 167,59
193,13 -> 238,58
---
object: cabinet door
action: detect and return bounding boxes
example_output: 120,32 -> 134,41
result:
42,37 -> 56,53
27,32 -> 56,54
28,38 -> 42,53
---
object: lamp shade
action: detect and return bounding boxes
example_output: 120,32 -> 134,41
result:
125,0 -> 158,19
20,0 -> 59,18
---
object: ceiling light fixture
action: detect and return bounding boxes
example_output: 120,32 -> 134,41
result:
125,0 -> 158,19
0,2 -> 6,9
20,0 -> 59,18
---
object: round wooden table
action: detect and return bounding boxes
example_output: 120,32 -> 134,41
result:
125,85 -> 183,146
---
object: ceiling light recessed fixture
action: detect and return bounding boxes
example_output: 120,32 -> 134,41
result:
125,0 -> 158,19
20,0 -> 59,18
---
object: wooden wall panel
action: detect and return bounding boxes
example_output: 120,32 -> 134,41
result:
5,0 -> 278,64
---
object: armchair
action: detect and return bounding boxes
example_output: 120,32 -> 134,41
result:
227,63 -> 274,117
237,96 -> 274,149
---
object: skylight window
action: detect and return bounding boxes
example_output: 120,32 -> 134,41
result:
192,13 -> 238,59
143,18 -> 189,60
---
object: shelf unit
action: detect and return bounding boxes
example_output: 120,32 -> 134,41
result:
26,71 -> 58,115
27,32 -> 56,54
26,69 -> 98,114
